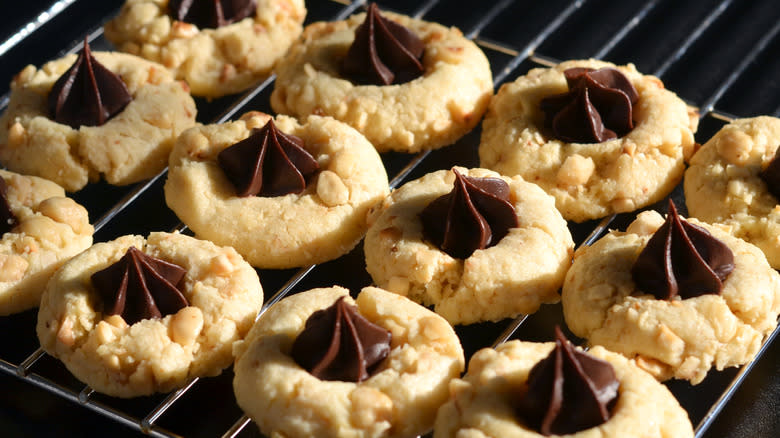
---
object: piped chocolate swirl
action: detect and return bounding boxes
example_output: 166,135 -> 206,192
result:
341,2 -> 425,86
291,296 -> 391,383
48,38 -> 132,129
632,200 -> 735,300
91,246 -> 189,325
540,67 -> 639,143
419,169 -> 518,259
169,0 -> 257,29
518,326 -> 620,436
217,119 -> 319,197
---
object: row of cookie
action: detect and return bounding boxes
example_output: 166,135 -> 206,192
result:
0,161 -> 698,437
3,102 -> 776,429
0,2 -> 686,220
30,231 -> 696,438
0,0 -> 303,191
3,115 -> 776,438
0,146 -> 737,436
0,3 -> 489,193
157,96 -> 778,390
3,37 -> 775,392
232,286 -> 696,437
0,161 -> 669,437
18,163 -> 774,437
0,4 -> 703,242
105,0 -> 494,151
362,164 -> 780,384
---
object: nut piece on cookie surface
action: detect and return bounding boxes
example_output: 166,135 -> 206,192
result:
479,59 -> 698,222
233,286 -> 465,438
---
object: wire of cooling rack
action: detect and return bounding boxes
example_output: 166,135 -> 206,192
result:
0,0 -> 77,59
0,1 -> 778,437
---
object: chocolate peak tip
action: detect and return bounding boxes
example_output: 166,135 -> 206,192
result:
419,168 -> 518,259
291,296 -> 392,382
518,326 -> 619,435
341,2 -> 425,85
540,67 -> 638,144
169,0 -> 257,29
91,246 -> 189,325
48,37 -> 132,129
217,119 -> 319,197
631,199 -> 735,300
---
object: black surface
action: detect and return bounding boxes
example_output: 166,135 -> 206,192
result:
0,0 -> 779,437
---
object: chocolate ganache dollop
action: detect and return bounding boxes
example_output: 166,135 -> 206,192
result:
632,200 -> 735,300
341,2 -> 425,86
48,38 -> 132,129
419,169 -> 518,259
217,119 -> 319,197
169,0 -> 257,29
518,326 -> 620,436
291,296 -> 392,383
0,177 -> 18,235
91,246 -> 189,325
540,67 -> 639,143
759,145 -> 780,200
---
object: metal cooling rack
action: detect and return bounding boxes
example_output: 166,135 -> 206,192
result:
0,0 -> 778,437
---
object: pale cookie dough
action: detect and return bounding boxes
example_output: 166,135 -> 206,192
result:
164,111 -> 390,269
36,231 -> 263,398
0,52 -> 196,192
479,59 -> 698,222
685,116 -> 780,269
364,167 -> 574,325
434,341 -> 693,438
105,0 -> 306,97
233,286 -> 465,438
270,10 -> 493,153
562,210 -> 780,384
0,169 -> 93,315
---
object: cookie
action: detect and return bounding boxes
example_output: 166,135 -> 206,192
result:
562,209 -> 780,384
270,6 -> 493,153
104,0 -> 306,98
479,59 -> 698,222
364,167 -> 573,325
0,49 -> 196,192
164,111 -> 389,269
0,169 -> 93,315
232,286 -> 465,438
36,232 -> 263,398
685,116 -> 780,269
434,340 -> 693,438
